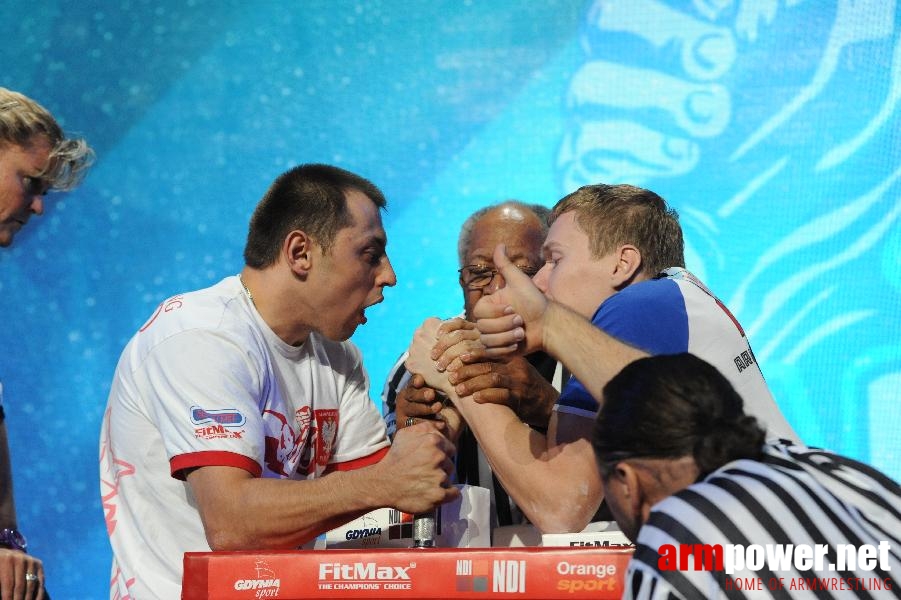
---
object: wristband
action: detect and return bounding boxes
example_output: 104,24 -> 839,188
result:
0,529 -> 27,552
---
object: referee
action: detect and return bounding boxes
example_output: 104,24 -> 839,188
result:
593,353 -> 900,599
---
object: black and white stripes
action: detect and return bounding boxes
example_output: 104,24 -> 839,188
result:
626,443 -> 901,599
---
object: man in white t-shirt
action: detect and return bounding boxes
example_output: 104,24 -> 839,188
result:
100,164 -> 458,599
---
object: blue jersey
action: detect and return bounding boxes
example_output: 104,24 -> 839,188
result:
557,269 -> 797,441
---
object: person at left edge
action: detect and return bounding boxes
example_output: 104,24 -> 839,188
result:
1,86 -> 94,600
99,164 -> 459,600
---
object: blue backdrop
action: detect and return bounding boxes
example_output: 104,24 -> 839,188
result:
2,1 -> 900,596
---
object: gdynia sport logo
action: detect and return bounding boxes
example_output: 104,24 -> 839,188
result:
657,542 -> 893,592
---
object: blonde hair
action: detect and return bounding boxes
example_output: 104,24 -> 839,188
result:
0,87 -> 94,191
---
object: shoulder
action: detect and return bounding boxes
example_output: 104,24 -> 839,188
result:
645,454 -> 785,538
593,276 -> 685,323
590,275 -> 691,354
124,277 -> 264,364
763,442 -> 901,502
135,277 -> 250,338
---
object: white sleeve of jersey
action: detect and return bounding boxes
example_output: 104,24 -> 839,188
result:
134,328 -> 267,473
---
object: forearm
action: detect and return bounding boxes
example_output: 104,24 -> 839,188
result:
449,393 -> 601,532
191,463 -> 401,550
190,424 -> 457,551
541,302 -> 647,401
516,373 -> 558,429
409,325 -> 600,531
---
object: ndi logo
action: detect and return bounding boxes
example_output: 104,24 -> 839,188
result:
493,560 -> 526,593
454,559 -> 526,593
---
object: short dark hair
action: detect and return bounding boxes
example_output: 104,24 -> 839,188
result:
551,184 -> 684,277
593,354 -> 766,479
243,164 -> 387,268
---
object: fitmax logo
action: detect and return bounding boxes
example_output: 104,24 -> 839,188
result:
319,562 -> 415,580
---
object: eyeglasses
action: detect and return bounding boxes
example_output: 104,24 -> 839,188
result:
458,263 -> 540,290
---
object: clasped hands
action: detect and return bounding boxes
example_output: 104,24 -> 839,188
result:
402,245 -> 554,431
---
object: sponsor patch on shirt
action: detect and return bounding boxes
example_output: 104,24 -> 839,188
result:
191,405 -> 247,427
191,405 -> 247,440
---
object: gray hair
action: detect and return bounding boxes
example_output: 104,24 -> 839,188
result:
0,87 -> 94,191
457,200 -> 550,266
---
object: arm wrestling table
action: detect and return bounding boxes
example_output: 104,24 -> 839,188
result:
182,546 -> 633,599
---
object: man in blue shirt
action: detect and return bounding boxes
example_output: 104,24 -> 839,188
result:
407,183 -> 796,534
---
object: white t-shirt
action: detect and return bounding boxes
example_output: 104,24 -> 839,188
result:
99,276 -> 389,599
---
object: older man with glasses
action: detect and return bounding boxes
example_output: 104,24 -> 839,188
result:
382,200 -> 561,529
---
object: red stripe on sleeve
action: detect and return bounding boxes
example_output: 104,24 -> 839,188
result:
326,446 -> 390,473
170,451 -> 262,480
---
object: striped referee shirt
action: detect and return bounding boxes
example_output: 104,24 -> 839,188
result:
626,443 -> 901,599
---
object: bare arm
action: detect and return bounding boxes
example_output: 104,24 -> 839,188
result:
407,319 -> 601,532
447,357 -> 558,428
186,422 -> 459,550
403,245 -> 648,532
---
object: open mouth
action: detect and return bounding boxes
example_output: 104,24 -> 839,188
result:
364,296 -> 384,310
5,219 -> 25,233
359,297 -> 384,325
